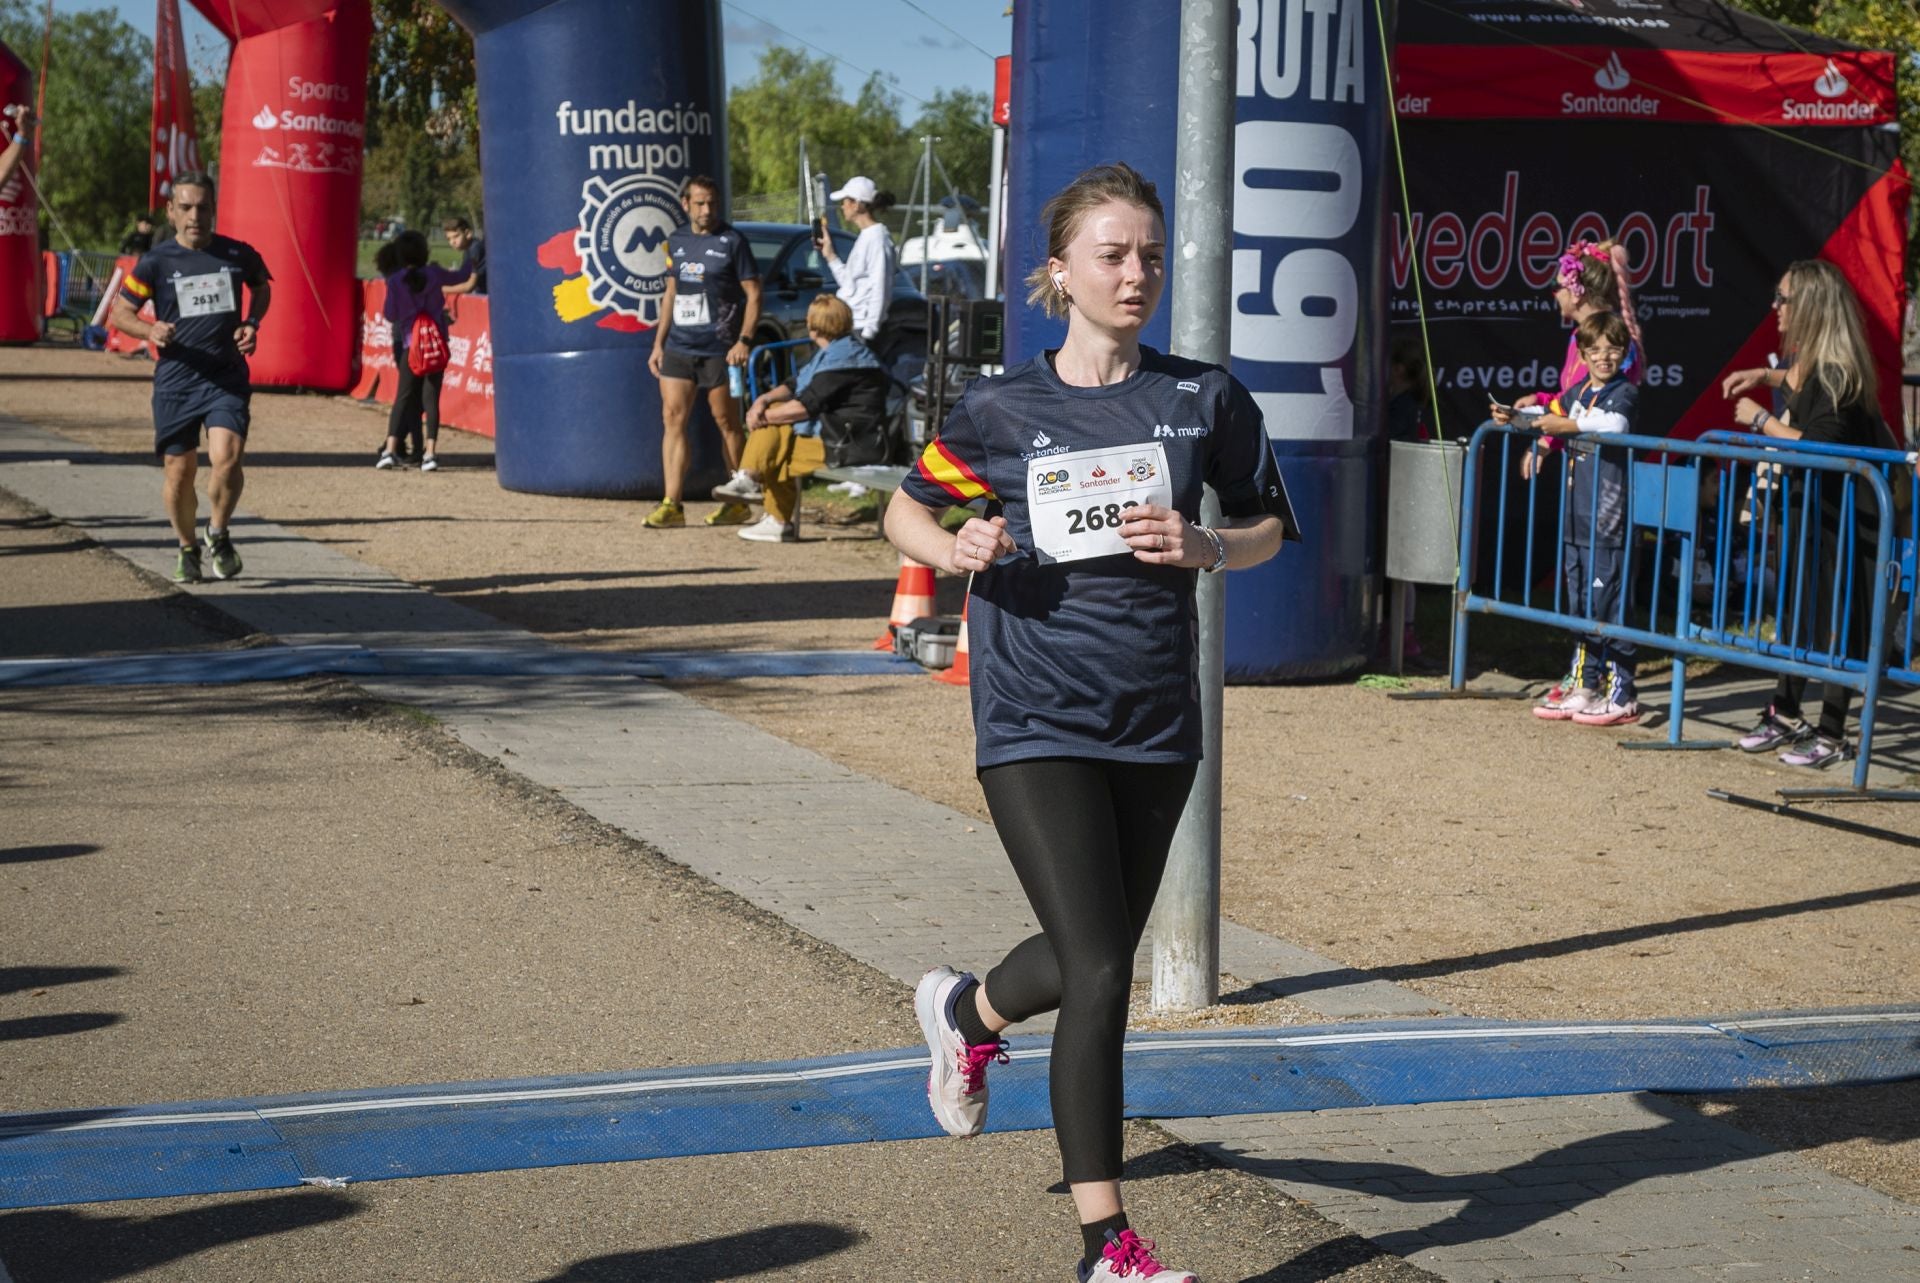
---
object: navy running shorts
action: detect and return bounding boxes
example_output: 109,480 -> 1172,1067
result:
154,392 -> 250,459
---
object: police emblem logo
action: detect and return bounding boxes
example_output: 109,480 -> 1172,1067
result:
573,173 -> 683,323
1127,458 -> 1157,484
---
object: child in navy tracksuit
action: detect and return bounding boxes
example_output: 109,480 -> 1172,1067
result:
1495,311 -> 1642,726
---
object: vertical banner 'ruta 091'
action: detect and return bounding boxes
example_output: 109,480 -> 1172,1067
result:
0,40 -> 35,344
1008,0 -> 1392,679
440,0 -> 727,498
192,0 -> 371,390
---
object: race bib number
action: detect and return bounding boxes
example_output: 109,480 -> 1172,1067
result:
176,271 -> 236,319
673,290 -> 711,328
1028,442 -> 1173,564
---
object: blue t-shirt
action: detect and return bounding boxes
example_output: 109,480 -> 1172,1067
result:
901,348 -> 1297,769
120,235 -> 271,407
663,222 -> 758,357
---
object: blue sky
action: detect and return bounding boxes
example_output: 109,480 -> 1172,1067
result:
58,0 -> 1012,105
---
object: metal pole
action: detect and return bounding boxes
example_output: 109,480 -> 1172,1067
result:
984,124 -> 1004,301
920,134 -> 935,296
1153,0 -> 1235,1013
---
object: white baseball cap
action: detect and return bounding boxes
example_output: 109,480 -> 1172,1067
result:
829,176 -> 878,204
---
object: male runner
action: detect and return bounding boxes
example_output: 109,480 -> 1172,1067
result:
644,175 -> 761,528
107,171 -> 271,582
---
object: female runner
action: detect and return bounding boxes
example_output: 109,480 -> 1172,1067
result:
885,162 -> 1296,1283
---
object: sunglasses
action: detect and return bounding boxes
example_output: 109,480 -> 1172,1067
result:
1772,290 -> 1793,308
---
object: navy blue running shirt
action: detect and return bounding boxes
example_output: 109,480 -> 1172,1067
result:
662,223 -> 758,357
120,235 -> 271,407
902,348 -> 1298,768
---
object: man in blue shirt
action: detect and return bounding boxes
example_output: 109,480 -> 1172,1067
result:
107,171 -> 272,584
644,175 -> 761,528
442,217 -> 486,296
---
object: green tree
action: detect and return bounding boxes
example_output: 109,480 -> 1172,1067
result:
361,0 -> 480,231
908,88 -> 992,204
728,47 -> 889,210
0,2 -> 151,250
727,46 -> 992,228
192,77 -> 221,184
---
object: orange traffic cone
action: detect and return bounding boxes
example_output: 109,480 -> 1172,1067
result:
874,553 -> 938,650
934,596 -> 970,686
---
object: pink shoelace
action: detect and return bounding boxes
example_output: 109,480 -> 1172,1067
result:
1102,1229 -> 1168,1277
956,1039 -> 1008,1094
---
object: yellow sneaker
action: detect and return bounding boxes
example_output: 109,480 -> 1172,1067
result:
705,500 -> 753,527
642,498 -> 685,529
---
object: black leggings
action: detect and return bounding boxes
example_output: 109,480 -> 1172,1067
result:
978,756 -> 1198,1185
1773,547 -> 1877,742
388,363 -> 442,452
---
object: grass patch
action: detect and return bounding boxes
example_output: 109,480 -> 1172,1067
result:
798,476 -> 883,526
355,239 -> 464,279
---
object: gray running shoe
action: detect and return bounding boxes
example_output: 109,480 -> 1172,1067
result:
172,544 -> 203,583
1737,706 -> 1812,753
204,529 -> 242,580
915,965 -> 1004,1138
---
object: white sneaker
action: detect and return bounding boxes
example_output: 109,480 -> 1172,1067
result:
419,455 -> 439,472
712,469 -> 763,501
915,965 -> 1003,1138
1079,1229 -> 1197,1282
737,514 -> 797,543
1533,686 -> 1599,721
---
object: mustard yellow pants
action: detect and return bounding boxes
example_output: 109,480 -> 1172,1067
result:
741,425 -> 826,524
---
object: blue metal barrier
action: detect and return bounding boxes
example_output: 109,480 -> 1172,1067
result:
1699,431 -> 1918,692
1451,423 -> 1902,791
747,338 -> 815,400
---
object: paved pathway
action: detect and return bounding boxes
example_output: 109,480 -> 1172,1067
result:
6,414 -> 1917,1282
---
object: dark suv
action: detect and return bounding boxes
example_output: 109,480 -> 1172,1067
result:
737,221 -> 927,384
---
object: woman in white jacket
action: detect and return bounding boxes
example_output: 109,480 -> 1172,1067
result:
819,175 -> 899,344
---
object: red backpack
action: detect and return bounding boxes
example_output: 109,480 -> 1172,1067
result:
407,311 -> 449,376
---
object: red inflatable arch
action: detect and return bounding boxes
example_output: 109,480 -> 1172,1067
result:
0,40 -> 37,344
189,0 -> 370,388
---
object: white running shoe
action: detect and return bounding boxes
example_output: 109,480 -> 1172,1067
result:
1533,686 -> 1600,721
737,514 -> 797,543
712,468 -> 763,501
1079,1229 -> 1197,1282
915,965 -> 1003,1138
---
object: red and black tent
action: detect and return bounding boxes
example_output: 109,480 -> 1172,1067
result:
1391,0 -> 1909,438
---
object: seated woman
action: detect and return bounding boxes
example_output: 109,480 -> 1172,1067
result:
728,294 -> 890,543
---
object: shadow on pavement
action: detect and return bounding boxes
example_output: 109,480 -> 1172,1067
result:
0,1191 -> 359,1283
0,843 -> 100,864
533,1222 -> 861,1281
0,1012 -> 122,1042
1193,1087 -> 1920,1271
1237,875 -> 1920,1002
0,965 -> 123,995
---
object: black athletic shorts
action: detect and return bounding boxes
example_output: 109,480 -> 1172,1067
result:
154,391 -> 250,458
658,347 -> 731,391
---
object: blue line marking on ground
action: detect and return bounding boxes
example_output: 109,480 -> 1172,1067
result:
4,1010 -> 1918,1209
0,646 -> 923,688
